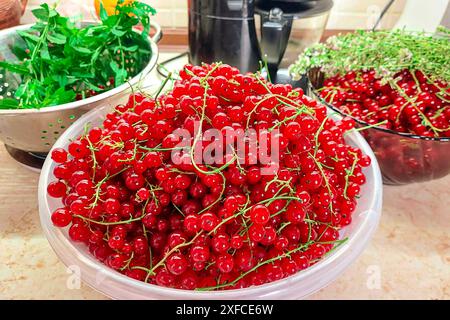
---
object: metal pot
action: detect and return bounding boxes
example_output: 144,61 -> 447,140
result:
0,21 -> 161,153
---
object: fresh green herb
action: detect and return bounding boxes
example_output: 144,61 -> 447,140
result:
289,27 -> 450,83
0,1 -> 156,109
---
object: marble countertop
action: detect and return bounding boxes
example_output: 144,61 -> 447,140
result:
0,54 -> 449,300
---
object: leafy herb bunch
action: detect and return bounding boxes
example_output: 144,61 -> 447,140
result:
289,27 -> 450,83
0,0 -> 156,109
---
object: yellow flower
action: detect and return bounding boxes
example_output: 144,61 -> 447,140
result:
94,0 -> 134,17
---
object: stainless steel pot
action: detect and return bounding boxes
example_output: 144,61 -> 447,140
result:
0,21 -> 161,153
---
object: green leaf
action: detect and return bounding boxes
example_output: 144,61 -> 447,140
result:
109,61 -> 127,85
73,46 -> 92,54
99,1 -> 109,21
10,45 -> 29,61
40,43 -> 50,60
17,30 -> 40,43
109,60 -> 122,73
71,72 -> 95,79
14,83 -> 27,98
0,98 -> 20,109
48,7 -> 58,18
86,25 -> 108,36
52,87 -> 76,104
52,75 -> 79,87
85,82 -> 105,92
32,4 -> 50,21
115,45 -> 139,52
112,27 -> 127,37
1,1 -> 156,109
109,60 -> 119,73
47,33 -> 67,45
0,61 -> 29,75
90,49 -> 101,64
40,87 -> 76,107
126,2 -> 157,16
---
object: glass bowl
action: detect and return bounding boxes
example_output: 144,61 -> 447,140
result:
38,95 -> 382,300
308,69 -> 450,185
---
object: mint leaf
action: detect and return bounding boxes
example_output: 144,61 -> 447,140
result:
32,4 -> 50,21
17,30 -> 40,42
99,2 -> 109,21
14,83 -> 27,98
52,87 -> 76,104
73,46 -> 92,54
112,27 -> 127,37
2,1 -> 156,109
121,45 -> 139,52
109,60 -> 127,85
48,7 -> 58,18
0,98 -> 20,109
40,43 -> 50,59
0,61 -> 29,75
47,33 -> 67,44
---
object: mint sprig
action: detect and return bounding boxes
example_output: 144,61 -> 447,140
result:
0,1 -> 156,109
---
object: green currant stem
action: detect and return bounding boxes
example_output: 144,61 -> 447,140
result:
200,62 -> 222,85
268,108 -> 304,132
73,213 -> 145,226
343,151 -> 359,200
197,171 -> 226,214
146,232 -> 202,276
313,115 -> 331,157
154,72 -> 172,100
395,98 -> 413,124
352,120 -> 388,132
172,203 -> 185,216
89,173 -> 110,208
321,237 -> 349,256
208,195 -> 301,236
84,129 -> 98,180
196,241 -> 315,291
188,83 -> 237,176
258,59 -> 271,83
269,199 -> 292,219
436,93 -> 450,103
277,221 -> 291,234
410,70 -> 422,93
390,80 -> 444,135
118,139 -> 139,162
245,93 -> 279,129
139,145 -> 186,152
120,252 -> 134,271
307,152 -> 335,214
364,104 -> 394,119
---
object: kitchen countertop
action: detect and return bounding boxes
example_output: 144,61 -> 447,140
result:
0,53 -> 449,300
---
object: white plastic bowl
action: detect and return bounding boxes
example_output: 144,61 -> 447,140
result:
38,98 -> 383,300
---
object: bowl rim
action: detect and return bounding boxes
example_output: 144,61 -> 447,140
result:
0,22 -> 159,115
38,103 -> 383,299
307,69 -> 450,142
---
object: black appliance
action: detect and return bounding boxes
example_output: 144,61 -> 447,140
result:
188,0 -> 333,81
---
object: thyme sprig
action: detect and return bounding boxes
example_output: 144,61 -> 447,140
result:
289,28 -> 450,83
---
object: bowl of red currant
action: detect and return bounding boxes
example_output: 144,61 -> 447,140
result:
39,63 -> 382,299
308,68 -> 450,185
292,29 -> 450,185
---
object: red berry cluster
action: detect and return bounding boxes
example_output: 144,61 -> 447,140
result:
47,63 -> 370,290
320,69 -> 450,137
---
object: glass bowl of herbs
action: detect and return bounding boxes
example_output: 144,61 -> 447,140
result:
0,2 -> 160,154
290,28 -> 450,185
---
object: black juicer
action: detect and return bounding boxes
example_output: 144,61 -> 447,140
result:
188,0 -> 332,82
